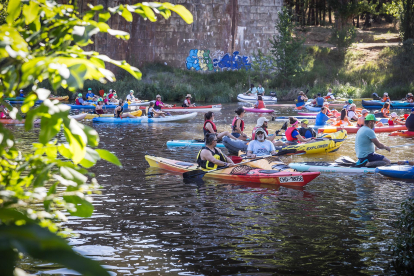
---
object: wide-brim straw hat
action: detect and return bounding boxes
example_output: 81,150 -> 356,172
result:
186,94 -> 192,98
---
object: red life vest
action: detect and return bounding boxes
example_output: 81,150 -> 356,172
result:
256,100 -> 265,109
231,116 -> 245,132
285,126 -> 299,142
75,98 -> 80,105
251,126 -> 268,140
203,120 -> 217,136
388,119 -> 394,126
381,107 -> 389,115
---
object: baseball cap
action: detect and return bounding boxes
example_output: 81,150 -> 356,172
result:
347,99 -> 353,104
109,89 -> 113,92
361,109 -> 369,114
255,127 -> 268,138
317,93 -> 321,96
20,89 -> 24,92
256,117 -> 269,127
384,92 -> 388,96
88,88 -> 92,91
365,114 -> 379,121
103,93 -> 107,96
301,119 -> 309,124
78,93 -> 82,97
391,112 -> 397,117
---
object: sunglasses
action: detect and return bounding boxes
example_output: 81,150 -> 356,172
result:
257,132 -> 264,135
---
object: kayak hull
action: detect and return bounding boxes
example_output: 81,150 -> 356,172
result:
237,94 -> 277,103
389,130 -> 414,137
67,103 -> 129,109
244,107 -> 274,113
362,100 -> 414,109
166,140 -> 225,148
92,112 -> 197,123
145,155 -> 320,186
318,125 -> 407,134
84,110 -> 142,119
69,113 -> 87,121
376,165 -> 414,179
0,119 -> 25,125
289,162 -> 377,173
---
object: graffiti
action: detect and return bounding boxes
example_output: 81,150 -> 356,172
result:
185,49 -> 251,71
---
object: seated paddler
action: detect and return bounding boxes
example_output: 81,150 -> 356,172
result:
197,133 -> 235,170
246,128 -> 277,159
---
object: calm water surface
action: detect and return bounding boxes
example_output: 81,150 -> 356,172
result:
19,103 -> 414,275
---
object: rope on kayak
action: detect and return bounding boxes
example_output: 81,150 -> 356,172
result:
230,165 -> 255,175
264,156 -> 282,163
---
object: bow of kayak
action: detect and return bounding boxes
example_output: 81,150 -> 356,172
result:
375,165 -> 414,179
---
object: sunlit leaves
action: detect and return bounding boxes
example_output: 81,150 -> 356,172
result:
22,1 -> 39,25
6,0 -> 20,25
95,149 -> 122,167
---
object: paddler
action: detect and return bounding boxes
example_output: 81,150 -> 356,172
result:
197,133 -> 235,170
154,94 -> 173,109
95,99 -> 105,115
325,88 -> 334,100
357,109 -> 369,127
297,91 -> 308,107
257,84 -> 265,96
344,99 -> 353,111
254,96 -> 266,109
323,102 -> 334,117
182,94 -> 195,107
285,117 -> 314,144
0,106 -> 11,119
114,100 -> 135,118
406,93 -> 413,103
203,111 -> 239,141
231,107 -> 249,140
315,106 -> 330,126
126,90 -> 141,103
381,102 -> 390,118
381,92 -> 390,102
347,104 -> 359,121
85,88 -> 95,100
355,114 -> 391,167
245,84 -> 257,97
388,112 -> 405,125
75,93 -> 85,105
246,128 -> 278,158
299,119 -> 316,138
316,93 -> 325,107
252,117 -> 286,146
19,89 -> 25,97
405,107 -> 414,131
148,102 -> 165,118
108,89 -> 114,100
334,109 -> 352,126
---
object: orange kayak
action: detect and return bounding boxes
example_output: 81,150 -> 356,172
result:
145,155 -> 320,187
0,119 -> 25,124
389,130 -> 414,137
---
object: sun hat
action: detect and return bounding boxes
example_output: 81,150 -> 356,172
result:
130,90 -> 134,93
78,93 -> 82,97
408,93 -> 413,96
361,109 -> 369,114
88,88 -> 92,91
299,91 -> 304,95
347,99 -> 353,104
98,98 -> 103,102
156,94 -> 161,98
365,114 -> 379,121
103,93 -> 107,96
186,94 -> 192,98
255,127 -> 268,138
256,117 -> 269,127
391,112 -> 398,117
109,89 -> 113,92
301,119 -> 309,124
384,92 -> 388,96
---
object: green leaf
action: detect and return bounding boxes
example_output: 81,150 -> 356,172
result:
95,149 -> 122,167
162,3 -> 193,24
39,116 -> 63,145
22,1 -> 40,25
62,196 -> 94,217
0,224 -> 110,276
121,7 -> 133,22
44,183 -> 58,211
6,0 -> 21,25
60,166 -> 87,185
66,64 -> 88,90
79,148 -> 100,168
98,12 -> 111,22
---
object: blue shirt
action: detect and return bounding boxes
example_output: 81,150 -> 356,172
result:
78,98 -> 84,104
315,112 -> 329,126
316,97 -> 324,107
291,129 -> 299,138
86,92 -> 95,99
355,126 -> 376,158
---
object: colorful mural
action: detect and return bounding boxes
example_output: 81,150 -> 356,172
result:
186,49 -> 251,71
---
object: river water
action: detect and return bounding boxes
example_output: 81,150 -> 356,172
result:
20,103 -> 414,275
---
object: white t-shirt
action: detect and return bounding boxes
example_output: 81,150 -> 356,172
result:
348,110 -> 357,120
126,94 -> 135,101
247,140 -> 275,156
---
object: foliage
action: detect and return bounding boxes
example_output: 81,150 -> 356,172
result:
0,0 -> 7,25
269,7 -> 305,88
329,25 -> 357,50
390,198 -> 414,275
0,0 -> 192,275
384,0 -> 414,41
251,49 -> 274,84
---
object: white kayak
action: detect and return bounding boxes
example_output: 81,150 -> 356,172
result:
69,113 -> 87,121
92,112 -> 197,123
288,162 -> 377,173
160,104 -> 222,113
237,94 -> 277,103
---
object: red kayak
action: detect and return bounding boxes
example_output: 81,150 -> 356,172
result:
0,119 -> 25,124
389,130 -> 414,137
318,124 -> 407,134
139,104 -> 221,112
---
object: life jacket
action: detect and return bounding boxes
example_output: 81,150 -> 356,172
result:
182,99 -> 191,107
382,96 -> 390,102
388,119 -> 394,126
299,127 -> 316,138
196,147 -> 226,170
154,101 -> 162,110
326,109 -> 332,116
231,116 -> 245,132
114,106 -> 123,118
381,107 -> 389,115
203,120 -> 217,137
285,126 -> 299,142
251,126 -> 268,140
334,120 -> 351,127
75,98 -> 80,105
256,100 -> 265,109
0,112 -> 6,119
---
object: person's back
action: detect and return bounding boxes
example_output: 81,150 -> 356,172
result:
299,127 -> 316,138
315,111 -> 329,126
316,96 -> 324,107
355,126 -> 376,159
406,113 -> 414,131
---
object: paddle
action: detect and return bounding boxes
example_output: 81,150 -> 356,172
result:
388,144 -> 414,149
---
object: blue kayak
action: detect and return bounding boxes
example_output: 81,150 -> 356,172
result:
67,103 -> 128,109
92,112 -> 197,124
9,100 -> 43,104
305,105 -> 322,112
375,165 -> 414,179
362,100 -> 414,109
167,140 -> 225,148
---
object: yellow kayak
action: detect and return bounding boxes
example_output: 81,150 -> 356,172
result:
84,110 -> 142,119
49,95 -> 69,101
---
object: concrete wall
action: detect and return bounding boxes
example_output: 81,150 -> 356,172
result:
75,0 -> 283,73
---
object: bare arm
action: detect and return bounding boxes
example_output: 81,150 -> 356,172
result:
371,138 -> 391,152
200,149 -> 233,167
247,150 -> 256,159
296,134 -> 312,143
217,148 -> 235,166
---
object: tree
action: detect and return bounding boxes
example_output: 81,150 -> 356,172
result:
385,0 -> 414,41
269,7 -> 305,87
0,0 -> 192,275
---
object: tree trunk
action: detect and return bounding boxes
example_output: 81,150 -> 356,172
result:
296,0 -> 300,22
328,5 -> 332,24
307,1 -> 311,25
315,0 -> 319,26
323,0 -> 326,25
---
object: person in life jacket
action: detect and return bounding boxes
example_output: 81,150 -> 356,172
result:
113,100 -> 135,118
381,92 -> 390,102
324,88 -> 335,100
85,88 -> 95,100
154,94 -> 173,110
299,119 -> 317,138
357,109 -> 369,127
316,93 -> 325,107
388,112 -> 405,125
334,108 -> 353,126
254,96 -> 266,109
252,117 -> 286,146
246,128 -> 278,159
182,94 -> 195,107
203,111 -> 239,141
381,102 -> 390,118
343,99 -> 353,111
285,117 -> 314,144
297,91 -> 308,107
405,93 -> 413,103
231,107 -> 249,140
197,133 -> 235,170
75,93 -> 84,105
19,89 -> 25,98
147,101 -> 165,118
347,104 -> 359,121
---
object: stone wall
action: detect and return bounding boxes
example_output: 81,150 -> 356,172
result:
75,0 -> 283,73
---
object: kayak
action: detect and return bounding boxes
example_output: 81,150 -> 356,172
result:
92,112 -> 197,123
244,107 -> 274,113
237,94 -> 277,104
335,98 -> 372,102
266,104 -> 296,107
317,124 -> 407,134
362,100 -> 414,109
67,103 -> 129,109
376,165 -> 414,179
152,104 -> 221,113
166,139 -> 226,148
9,100 -> 43,104
0,119 -> 25,125
304,105 -> 323,112
145,155 -> 320,187
83,110 -> 142,119
69,113 -> 87,121
49,96 -> 69,101
389,130 -> 414,137
288,162 -> 378,173
84,100 -> 152,107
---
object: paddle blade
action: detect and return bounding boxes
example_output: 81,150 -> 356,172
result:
281,121 -> 288,131
275,149 -> 298,156
183,169 -> 206,179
